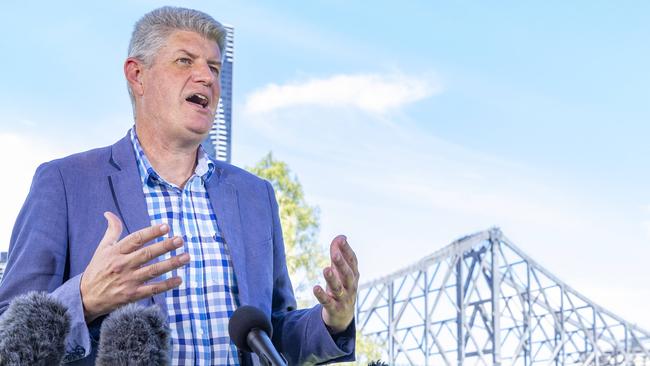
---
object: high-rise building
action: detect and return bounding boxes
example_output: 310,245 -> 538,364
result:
202,24 -> 234,163
0,251 -> 7,281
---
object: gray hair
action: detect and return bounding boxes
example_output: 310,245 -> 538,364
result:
126,6 -> 226,110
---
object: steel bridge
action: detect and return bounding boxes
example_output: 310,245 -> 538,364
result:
355,228 -> 650,365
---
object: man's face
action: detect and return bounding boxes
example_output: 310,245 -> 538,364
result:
137,30 -> 222,143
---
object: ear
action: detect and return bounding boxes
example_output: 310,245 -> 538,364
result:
124,57 -> 145,97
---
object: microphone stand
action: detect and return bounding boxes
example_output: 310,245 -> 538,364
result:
247,328 -> 287,366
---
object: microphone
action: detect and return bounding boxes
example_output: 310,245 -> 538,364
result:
0,291 -> 70,366
228,305 -> 287,366
96,303 -> 170,366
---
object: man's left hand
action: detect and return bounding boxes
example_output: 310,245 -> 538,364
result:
313,235 -> 360,334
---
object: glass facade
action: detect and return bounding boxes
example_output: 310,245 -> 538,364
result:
202,24 -> 234,163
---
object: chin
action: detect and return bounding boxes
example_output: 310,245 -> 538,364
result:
186,119 -> 214,135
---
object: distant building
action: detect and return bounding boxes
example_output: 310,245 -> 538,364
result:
202,24 -> 234,163
0,251 -> 7,282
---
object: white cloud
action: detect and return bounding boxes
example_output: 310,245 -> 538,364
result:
243,72 -> 441,116
236,83 -> 650,328
643,220 -> 650,239
642,205 -> 650,240
0,112 -> 134,252
235,103 -> 650,327
0,133 -> 66,251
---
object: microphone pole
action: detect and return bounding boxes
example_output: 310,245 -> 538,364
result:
228,305 -> 287,366
246,328 -> 287,366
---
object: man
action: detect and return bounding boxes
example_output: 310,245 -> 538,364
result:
0,6 -> 358,365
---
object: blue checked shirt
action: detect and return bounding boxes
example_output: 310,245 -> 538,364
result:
130,129 -> 240,365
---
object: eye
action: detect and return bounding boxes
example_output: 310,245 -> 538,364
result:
209,66 -> 220,76
177,57 -> 192,65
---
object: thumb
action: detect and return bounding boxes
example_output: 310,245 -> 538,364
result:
99,211 -> 123,247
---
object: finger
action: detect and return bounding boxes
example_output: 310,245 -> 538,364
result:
329,235 -> 348,259
119,223 -> 170,254
330,235 -> 358,273
332,251 -> 356,290
340,240 -> 359,276
98,212 -> 123,248
324,267 -> 345,299
134,276 -> 183,299
133,252 -> 190,282
128,236 -> 184,267
313,285 -> 334,308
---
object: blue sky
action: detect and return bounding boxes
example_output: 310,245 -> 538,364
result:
1,1 -> 649,328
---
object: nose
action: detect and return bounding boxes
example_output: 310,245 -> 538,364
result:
192,61 -> 217,87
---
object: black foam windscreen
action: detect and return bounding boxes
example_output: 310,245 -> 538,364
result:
96,303 -> 170,366
228,305 -> 273,352
0,291 -> 70,366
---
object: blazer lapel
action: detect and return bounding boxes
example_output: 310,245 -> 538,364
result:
206,173 -> 250,306
108,135 -> 164,309
108,135 -> 151,238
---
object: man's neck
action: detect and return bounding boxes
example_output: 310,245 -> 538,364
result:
135,125 -> 200,188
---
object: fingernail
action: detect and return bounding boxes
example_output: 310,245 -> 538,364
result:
173,237 -> 183,247
335,253 -> 342,262
160,224 -> 169,232
180,253 -> 190,263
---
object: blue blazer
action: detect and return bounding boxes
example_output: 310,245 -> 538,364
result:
0,134 -> 354,365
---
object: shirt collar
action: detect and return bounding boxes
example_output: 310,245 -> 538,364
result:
129,127 -> 215,188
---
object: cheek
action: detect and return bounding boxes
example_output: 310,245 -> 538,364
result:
144,76 -> 163,98
153,84 -> 177,105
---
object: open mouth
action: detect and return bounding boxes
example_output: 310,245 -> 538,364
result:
185,93 -> 209,108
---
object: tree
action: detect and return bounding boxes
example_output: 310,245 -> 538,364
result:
248,152 -> 384,364
247,152 -> 327,305
341,333 -> 385,366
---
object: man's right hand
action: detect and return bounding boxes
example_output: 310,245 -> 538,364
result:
80,211 -> 189,322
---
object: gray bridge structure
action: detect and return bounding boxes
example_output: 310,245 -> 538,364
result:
355,228 -> 650,365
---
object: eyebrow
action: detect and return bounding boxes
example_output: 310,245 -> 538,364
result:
177,49 -> 222,67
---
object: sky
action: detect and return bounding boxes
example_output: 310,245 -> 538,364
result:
1,1 -> 649,330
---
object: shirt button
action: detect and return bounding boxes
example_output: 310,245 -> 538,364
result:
198,328 -> 204,336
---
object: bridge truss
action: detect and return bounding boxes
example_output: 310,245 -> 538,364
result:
356,229 -> 650,365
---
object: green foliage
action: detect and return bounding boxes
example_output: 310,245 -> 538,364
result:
247,152 -> 327,304
338,331 -> 385,365
248,152 -> 384,362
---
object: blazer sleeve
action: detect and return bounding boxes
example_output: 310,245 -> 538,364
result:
264,181 -> 356,365
0,162 -> 93,362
